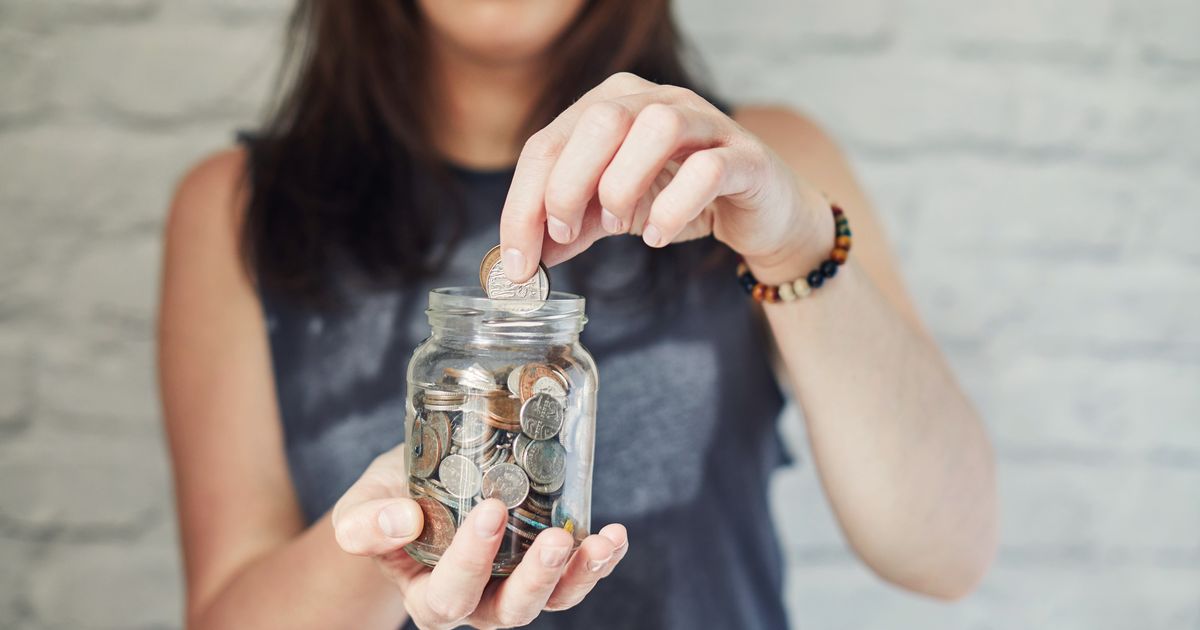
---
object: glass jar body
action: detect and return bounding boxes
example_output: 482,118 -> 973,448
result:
404,288 -> 597,575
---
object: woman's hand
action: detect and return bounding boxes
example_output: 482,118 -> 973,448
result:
499,72 -> 834,285
331,446 -> 628,630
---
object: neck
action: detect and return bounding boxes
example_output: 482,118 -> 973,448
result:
426,38 -> 547,170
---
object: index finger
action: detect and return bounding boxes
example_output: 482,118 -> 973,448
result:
498,73 -> 657,282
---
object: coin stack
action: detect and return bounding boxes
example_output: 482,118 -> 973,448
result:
408,358 -> 579,571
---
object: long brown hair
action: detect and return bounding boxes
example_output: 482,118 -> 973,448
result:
243,0 -> 709,305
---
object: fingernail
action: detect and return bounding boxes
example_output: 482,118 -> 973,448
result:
378,503 -> 416,538
540,545 -> 571,568
474,502 -> 506,538
601,208 -> 622,234
502,248 -> 526,281
642,224 -> 662,247
547,216 -> 572,243
588,552 -> 614,572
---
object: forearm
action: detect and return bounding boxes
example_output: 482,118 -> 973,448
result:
191,514 -> 407,629
757,259 -> 997,598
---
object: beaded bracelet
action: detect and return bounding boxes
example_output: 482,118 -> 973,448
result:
737,203 -> 852,303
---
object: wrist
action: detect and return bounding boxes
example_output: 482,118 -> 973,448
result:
743,189 -> 836,285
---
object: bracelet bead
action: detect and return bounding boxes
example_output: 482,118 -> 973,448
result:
737,201 -> 850,303
793,278 -> 812,298
778,281 -> 797,301
806,270 -> 825,289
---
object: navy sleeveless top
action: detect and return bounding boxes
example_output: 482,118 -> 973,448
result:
255,154 -> 792,629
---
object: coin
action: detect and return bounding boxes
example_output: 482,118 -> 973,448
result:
451,417 -> 492,450
530,475 -> 565,495
506,518 -> 541,542
412,496 -> 456,551
410,421 -> 442,479
531,376 -> 567,399
426,411 -> 452,453
520,393 -> 565,440
486,394 -> 521,424
513,433 -> 532,463
446,364 -> 499,391
522,438 -> 566,486
524,492 -> 552,516
506,365 -> 524,396
438,454 -> 483,499
512,506 -> 549,531
481,462 -> 530,509
479,245 -> 551,304
519,363 -> 567,401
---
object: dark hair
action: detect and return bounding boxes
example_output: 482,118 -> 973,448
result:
243,0 -> 712,306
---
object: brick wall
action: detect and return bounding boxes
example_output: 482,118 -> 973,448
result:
1,0 -> 1196,627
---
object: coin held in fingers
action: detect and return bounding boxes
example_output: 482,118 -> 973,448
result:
480,245 -> 550,311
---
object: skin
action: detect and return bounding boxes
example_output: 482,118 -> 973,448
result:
159,1 -> 997,628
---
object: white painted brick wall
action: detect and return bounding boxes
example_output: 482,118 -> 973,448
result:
1,0 -> 1197,627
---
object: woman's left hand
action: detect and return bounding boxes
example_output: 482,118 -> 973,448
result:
499,72 -> 833,284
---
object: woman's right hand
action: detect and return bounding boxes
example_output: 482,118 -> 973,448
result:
331,445 -> 628,630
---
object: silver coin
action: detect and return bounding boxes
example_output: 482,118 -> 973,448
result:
452,413 -> 492,448
531,376 -> 567,399
438,454 -> 483,499
483,255 -> 550,313
506,365 -> 525,397
520,393 -> 565,441
479,445 -> 506,470
513,433 -> 533,463
530,475 -> 565,495
522,438 -> 566,486
481,463 -> 530,509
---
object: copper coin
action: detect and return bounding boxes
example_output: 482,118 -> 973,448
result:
426,411 -> 452,453
519,363 -> 566,401
483,413 -> 522,432
486,394 -> 521,424
409,421 -> 442,479
412,496 -> 456,552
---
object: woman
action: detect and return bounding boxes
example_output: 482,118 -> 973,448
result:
158,1 -> 997,628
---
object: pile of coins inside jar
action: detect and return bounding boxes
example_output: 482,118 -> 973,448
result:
407,357 -> 581,569
406,245 -> 583,572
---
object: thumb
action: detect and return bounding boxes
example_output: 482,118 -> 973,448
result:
333,497 -> 424,556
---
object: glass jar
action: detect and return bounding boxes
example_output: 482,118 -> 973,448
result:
404,287 -> 597,575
